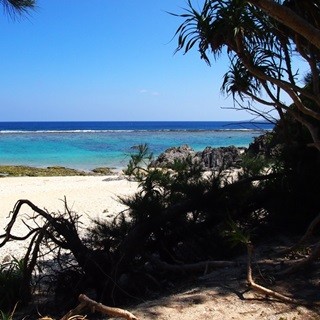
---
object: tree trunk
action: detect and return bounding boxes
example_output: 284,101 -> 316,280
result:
248,0 -> 320,49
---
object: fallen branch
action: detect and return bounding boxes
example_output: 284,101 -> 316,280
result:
60,294 -> 138,320
246,243 -> 304,305
150,255 -> 237,274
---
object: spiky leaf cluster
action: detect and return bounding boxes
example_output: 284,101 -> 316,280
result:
174,0 -> 320,148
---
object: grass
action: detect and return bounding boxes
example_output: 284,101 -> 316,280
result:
0,165 -> 115,177
0,258 -> 24,314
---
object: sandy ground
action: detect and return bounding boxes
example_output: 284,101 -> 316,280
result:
1,175 -> 319,319
131,286 -> 320,320
0,175 -> 139,259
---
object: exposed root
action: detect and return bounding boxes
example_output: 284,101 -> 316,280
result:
246,243 -> 307,305
60,294 -> 138,320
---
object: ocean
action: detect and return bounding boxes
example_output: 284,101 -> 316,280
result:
0,121 -> 273,170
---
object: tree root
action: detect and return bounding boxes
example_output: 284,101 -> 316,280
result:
60,294 -> 138,320
246,243 -> 307,305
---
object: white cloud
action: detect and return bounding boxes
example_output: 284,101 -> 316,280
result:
139,89 -> 160,96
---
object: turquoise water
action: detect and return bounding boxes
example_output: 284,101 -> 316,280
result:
0,122 -> 272,170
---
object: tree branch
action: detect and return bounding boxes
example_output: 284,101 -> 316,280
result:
248,0 -> 320,49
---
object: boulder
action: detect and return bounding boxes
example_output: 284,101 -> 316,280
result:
151,145 -> 195,167
196,146 -> 245,170
152,145 -> 245,170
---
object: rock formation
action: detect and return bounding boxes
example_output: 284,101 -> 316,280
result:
151,144 -> 245,170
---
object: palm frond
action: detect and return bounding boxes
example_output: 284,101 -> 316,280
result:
0,0 -> 35,18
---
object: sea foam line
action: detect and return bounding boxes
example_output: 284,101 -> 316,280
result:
0,128 -> 269,134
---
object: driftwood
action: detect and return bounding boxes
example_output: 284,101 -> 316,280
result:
246,243 -> 305,305
60,294 -> 138,320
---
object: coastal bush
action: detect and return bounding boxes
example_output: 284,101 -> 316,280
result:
0,258 -> 25,313
241,152 -> 271,177
0,308 -> 16,320
252,116 -> 320,233
90,145 -> 274,276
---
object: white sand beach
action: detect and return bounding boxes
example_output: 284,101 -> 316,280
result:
1,175 -> 318,319
0,175 -> 139,259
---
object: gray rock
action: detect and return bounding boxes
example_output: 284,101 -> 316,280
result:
151,145 -> 195,167
196,146 -> 245,170
152,145 -> 245,170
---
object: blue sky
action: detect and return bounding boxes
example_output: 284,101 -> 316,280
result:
0,1 -> 295,121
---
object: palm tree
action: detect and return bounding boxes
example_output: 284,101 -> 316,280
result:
0,0 -> 35,17
174,0 -> 320,150
248,0 -> 320,50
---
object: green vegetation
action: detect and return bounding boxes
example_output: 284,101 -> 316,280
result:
0,258 -> 25,313
0,165 -> 115,177
173,0 -> 320,150
1,0 -> 35,18
91,166 -> 114,175
0,308 -> 16,320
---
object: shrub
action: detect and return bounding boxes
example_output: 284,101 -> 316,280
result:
0,258 -> 25,313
